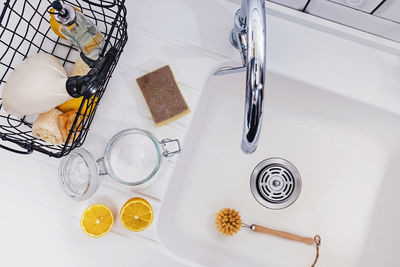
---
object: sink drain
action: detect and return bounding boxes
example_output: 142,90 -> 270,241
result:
250,158 -> 301,209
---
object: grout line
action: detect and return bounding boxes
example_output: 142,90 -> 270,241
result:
6,153 -> 59,170
296,0 -> 400,33
302,0 -> 312,12
307,12 -> 400,43
116,62 -> 205,93
1,184 -> 161,244
97,99 -> 190,129
371,0 -> 387,14
49,198 -> 160,244
100,96 -> 150,116
324,0 -> 399,25
102,183 -> 162,202
111,228 -> 161,245
127,64 -> 206,93
130,25 -> 233,60
325,0 -> 376,14
98,100 -> 193,129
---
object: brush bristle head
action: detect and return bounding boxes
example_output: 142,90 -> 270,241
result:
215,208 -> 242,236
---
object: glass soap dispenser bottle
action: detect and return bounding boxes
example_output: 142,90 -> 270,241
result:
50,0 -> 105,60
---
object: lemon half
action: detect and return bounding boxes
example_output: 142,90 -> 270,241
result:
80,204 -> 114,238
120,197 -> 153,232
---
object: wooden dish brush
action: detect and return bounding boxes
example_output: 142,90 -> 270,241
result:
215,208 -> 321,267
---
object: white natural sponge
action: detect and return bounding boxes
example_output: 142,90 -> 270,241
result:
2,52 -> 70,116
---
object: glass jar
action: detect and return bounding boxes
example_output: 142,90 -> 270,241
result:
58,128 -> 181,200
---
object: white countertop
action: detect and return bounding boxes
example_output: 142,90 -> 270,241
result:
2,0 -> 400,266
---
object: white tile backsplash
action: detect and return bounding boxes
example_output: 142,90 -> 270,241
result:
373,0 -> 400,23
328,0 -> 383,13
125,0 -> 238,58
305,0 -> 400,42
269,0 -> 309,10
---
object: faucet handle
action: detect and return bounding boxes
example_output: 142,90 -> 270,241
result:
213,65 -> 246,76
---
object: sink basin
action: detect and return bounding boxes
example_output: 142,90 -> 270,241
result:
157,67 -> 400,266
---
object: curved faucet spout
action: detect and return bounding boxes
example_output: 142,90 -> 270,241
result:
234,0 -> 266,154
243,55 -> 265,153
213,0 -> 266,154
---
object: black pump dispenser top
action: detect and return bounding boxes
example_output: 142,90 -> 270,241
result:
50,1 -> 68,18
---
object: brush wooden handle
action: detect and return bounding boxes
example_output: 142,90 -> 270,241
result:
252,224 -> 315,245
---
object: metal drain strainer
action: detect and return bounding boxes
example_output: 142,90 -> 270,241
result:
250,158 -> 301,209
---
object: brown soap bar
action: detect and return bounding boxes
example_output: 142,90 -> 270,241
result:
136,65 -> 190,126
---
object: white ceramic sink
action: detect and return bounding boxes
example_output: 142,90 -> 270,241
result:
157,67 -> 400,266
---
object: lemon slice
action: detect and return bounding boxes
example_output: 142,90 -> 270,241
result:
120,197 -> 154,232
80,204 -> 114,238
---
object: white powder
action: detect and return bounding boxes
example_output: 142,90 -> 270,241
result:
109,134 -> 158,183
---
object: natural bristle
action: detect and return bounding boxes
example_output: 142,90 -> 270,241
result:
215,208 -> 242,236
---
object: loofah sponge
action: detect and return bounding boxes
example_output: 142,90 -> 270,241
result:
215,208 -> 242,236
58,111 -> 83,143
32,109 -> 63,145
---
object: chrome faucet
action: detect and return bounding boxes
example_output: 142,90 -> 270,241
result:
214,0 -> 266,154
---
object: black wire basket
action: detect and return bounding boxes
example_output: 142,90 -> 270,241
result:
0,0 -> 128,157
